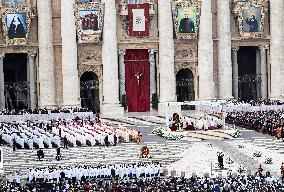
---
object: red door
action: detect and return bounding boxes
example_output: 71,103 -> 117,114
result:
125,49 -> 150,112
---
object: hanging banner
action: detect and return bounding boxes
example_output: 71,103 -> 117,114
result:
233,0 -> 266,39
74,3 -> 104,43
172,0 -> 201,40
128,4 -> 149,37
2,7 -> 32,45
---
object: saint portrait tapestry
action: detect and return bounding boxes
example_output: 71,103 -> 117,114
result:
74,3 -> 104,43
1,7 -> 31,45
234,0 -> 266,39
172,0 -> 201,40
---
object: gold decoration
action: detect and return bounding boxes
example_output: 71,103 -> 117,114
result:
172,0 -> 201,40
1,7 -> 32,46
74,3 -> 104,43
233,0 -> 266,39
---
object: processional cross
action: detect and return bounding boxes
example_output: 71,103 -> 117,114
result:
134,72 -> 143,85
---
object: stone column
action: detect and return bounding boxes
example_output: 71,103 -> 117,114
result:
118,50 -> 126,101
101,0 -> 124,117
158,0 -> 180,116
260,45 -> 268,99
61,0 -> 80,107
0,54 -> 5,109
217,0 -> 232,99
27,53 -> 36,109
232,47 -> 239,99
198,0 -> 214,100
148,48 -> 157,100
37,0 -> 56,108
256,48 -> 261,99
270,0 -> 284,99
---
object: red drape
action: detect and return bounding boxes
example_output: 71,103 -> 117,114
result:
125,50 -> 150,112
128,4 -> 150,37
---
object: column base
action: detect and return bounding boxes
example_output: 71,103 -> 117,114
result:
219,96 -> 234,100
101,104 -> 125,118
158,102 -> 182,117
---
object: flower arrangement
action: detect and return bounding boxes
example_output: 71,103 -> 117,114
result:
225,156 -> 235,164
253,151 -> 262,157
237,165 -> 246,174
152,126 -> 185,140
264,157 -> 273,164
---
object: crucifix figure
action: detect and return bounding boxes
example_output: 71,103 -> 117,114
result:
134,72 -> 143,85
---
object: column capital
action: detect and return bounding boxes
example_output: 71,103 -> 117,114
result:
148,48 -> 157,55
232,46 -> 239,52
259,44 -> 269,51
118,50 -> 126,56
0,53 -> 5,60
27,52 -> 37,58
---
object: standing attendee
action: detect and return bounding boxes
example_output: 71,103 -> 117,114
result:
104,135 -> 109,147
15,172 -> 21,185
63,136 -> 68,149
56,147 -> 61,161
13,138 -> 16,152
114,134 -> 117,146
7,172 -> 14,184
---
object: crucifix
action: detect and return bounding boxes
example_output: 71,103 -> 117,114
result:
134,72 -> 143,85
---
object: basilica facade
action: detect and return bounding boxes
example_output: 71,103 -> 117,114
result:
0,0 -> 282,117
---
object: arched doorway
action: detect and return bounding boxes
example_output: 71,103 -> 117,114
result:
4,53 -> 28,109
238,46 -> 260,101
176,68 -> 195,103
80,71 -> 100,113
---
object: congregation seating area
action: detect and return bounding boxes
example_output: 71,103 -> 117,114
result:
1,174 -> 283,191
226,110 -> 284,139
0,118 -> 140,149
0,107 -> 91,115
197,99 -> 284,114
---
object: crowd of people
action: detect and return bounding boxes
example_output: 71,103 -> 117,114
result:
0,116 -> 140,150
1,172 -> 283,191
0,107 -> 91,115
169,113 -> 223,132
226,110 -> 284,139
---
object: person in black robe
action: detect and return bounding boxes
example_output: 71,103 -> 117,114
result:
246,14 -> 258,32
104,135 -> 109,147
63,136 -> 68,149
13,138 -> 16,152
114,134 -> 117,146
179,9 -> 195,33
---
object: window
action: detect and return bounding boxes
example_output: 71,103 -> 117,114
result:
77,0 -> 99,4
3,0 -> 25,7
127,0 -> 143,4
